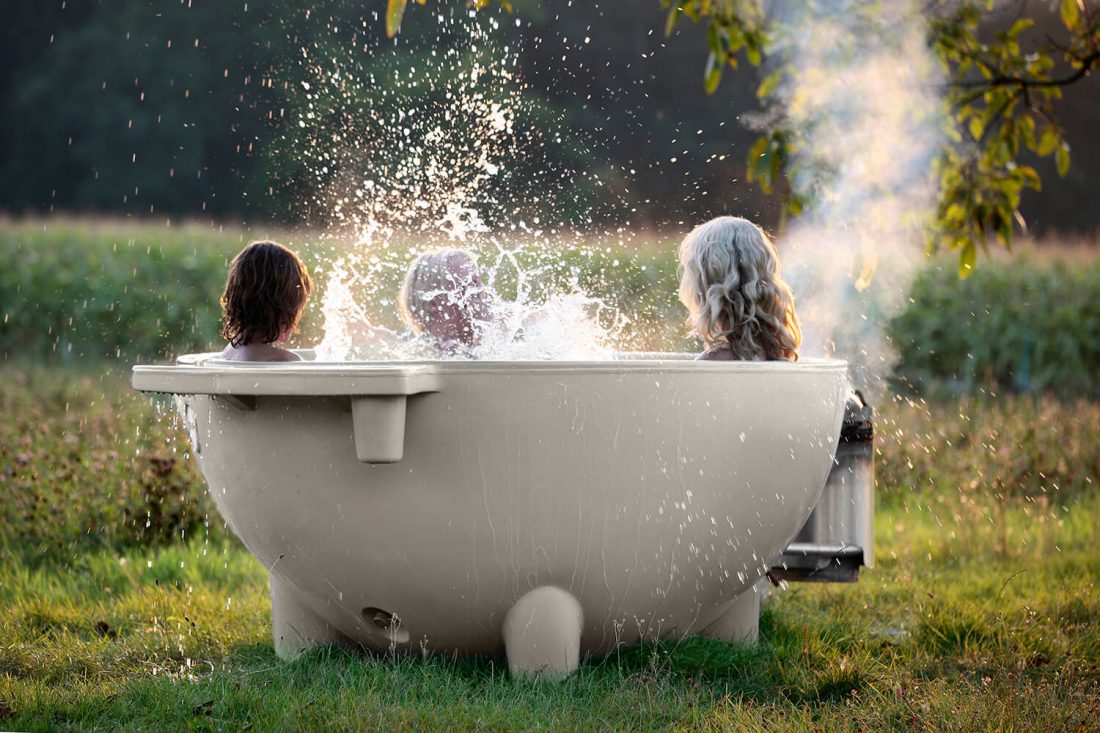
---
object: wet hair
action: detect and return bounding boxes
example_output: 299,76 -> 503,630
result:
220,241 -> 312,347
678,216 -> 802,361
398,248 -> 480,333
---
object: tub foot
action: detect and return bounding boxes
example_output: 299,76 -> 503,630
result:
270,572 -> 347,660
503,586 -> 584,679
698,583 -> 761,643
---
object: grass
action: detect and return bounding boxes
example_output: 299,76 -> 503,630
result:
2,367 -> 1098,731
0,368 -> 216,559
3,507 -> 1097,731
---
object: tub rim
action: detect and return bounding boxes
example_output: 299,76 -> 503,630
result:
132,351 -> 847,397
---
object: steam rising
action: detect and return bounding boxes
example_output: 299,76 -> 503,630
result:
767,0 -> 944,393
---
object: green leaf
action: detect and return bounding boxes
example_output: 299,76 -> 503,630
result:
1006,18 -> 1034,37
968,116 -> 984,141
958,242 -> 976,279
707,21 -> 721,53
1017,165 -> 1041,192
788,195 -> 804,218
747,135 -> 769,187
704,51 -> 722,95
746,44 -> 762,66
1060,0 -> 1081,29
1037,126 -> 1059,156
1055,143 -> 1071,177
944,203 -> 967,226
1017,115 -> 1037,152
726,25 -> 744,52
994,210 -> 1013,245
386,0 -> 407,38
769,140 -> 784,183
757,69 -> 782,100
664,2 -> 683,37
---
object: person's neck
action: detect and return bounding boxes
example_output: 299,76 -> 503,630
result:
224,341 -> 292,357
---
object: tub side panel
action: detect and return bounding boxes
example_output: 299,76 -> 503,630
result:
181,366 -> 845,655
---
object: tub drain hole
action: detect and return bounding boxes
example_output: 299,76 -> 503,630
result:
362,607 -> 409,644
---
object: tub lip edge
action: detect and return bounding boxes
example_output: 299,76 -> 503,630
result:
157,350 -> 847,371
131,352 -> 848,396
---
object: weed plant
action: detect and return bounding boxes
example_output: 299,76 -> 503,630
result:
0,368 -> 217,561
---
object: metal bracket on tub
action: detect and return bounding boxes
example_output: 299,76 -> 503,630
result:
770,542 -> 864,583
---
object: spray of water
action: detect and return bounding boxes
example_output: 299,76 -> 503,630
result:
283,8 -> 633,361
762,0 -> 945,394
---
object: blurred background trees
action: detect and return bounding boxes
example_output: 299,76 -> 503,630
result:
2,0 -> 1098,238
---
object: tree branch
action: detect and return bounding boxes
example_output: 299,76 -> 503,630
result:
952,49 -> 1100,90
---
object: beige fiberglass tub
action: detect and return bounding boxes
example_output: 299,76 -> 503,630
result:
133,353 -> 849,676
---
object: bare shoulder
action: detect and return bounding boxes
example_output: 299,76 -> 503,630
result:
697,345 -> 735,361
219,345 -> 246,361
259,344 -> 301,361
220,344 -> 301,362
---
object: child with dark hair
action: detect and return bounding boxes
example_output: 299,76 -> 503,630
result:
219,240 -> 313,361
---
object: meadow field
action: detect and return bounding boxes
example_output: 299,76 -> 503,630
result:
1,219 -> 1098,731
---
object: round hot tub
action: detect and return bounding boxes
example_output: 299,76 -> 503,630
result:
133,353 -> 848,676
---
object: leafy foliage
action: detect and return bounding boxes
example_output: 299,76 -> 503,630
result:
0,221 -> 236,363
661,0 -> 767,93
662,0 -> 1100,275
0,1 -> 291,218
933,1 -> 1098,273
0,0 -> 590,225
0,220 -> 334,364
889,251 -> 1100,395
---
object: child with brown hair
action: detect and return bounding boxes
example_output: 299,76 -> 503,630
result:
219,240 -> 313,361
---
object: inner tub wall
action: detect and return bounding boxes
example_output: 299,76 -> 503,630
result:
143,357 -> 849,656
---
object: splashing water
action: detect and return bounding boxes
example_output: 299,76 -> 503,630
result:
315,243 -> 629,362
288,8 -> 630,361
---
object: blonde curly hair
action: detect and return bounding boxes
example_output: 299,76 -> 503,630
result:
678,216 -> 802,361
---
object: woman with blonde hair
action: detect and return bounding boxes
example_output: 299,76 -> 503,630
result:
678,216 -> 802,361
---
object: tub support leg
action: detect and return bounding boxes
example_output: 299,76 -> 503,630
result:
698,583 -> 761,643
270,572 -> 347,660
503,586 -> 584,679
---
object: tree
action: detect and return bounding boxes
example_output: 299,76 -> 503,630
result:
656,0 -> 1100,275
